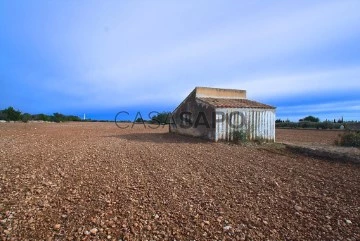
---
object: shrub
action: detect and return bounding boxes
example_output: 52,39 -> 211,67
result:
337,131 -> 360,147
233,130 -> 247,144
317,122 -> 332,129
275,122 -> 298,128
299,121 -> 312,128
21,113 -> 31,123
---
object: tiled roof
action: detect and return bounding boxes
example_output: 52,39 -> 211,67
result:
197,97 -> 275,109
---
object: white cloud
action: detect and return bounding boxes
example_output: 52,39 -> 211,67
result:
20,0 -> 360,110
69,0 -> 360,83
278,100 -> 360,114
276,100 -> 360,121
222,66 -> 360,100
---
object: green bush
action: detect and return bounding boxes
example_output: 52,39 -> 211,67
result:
275,122 -> 298,128
299,121 -> 312,128
1,107 -> 21,121
233,130 -> 247,144
21,113 -> 31,123
337,131 -> 360,147
317,122 -> 336,129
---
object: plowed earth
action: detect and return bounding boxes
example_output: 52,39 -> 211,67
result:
276,128 -> 344,145
0,123 -> 359,240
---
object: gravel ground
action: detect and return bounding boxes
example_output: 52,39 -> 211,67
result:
0,122 -> 359,240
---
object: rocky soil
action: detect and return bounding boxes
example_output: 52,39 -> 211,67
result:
277,128 -> 360,163
0,122 -> 359,240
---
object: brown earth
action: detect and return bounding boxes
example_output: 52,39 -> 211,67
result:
276,128 -> 345,145
0,122 -> 359,240
277,128 -> 360,164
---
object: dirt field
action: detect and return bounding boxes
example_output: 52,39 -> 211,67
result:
276,128 -> 344,145
0,122 -> 359,240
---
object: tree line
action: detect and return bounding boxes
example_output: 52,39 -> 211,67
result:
275,115 -> 358,130
0,107 -> 81,122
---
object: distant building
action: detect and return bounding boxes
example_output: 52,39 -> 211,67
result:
170,87 -> 276,142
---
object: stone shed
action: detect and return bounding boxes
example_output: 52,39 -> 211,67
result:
170,87 -> 276,142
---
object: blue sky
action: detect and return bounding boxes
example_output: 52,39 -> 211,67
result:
1,0 -> 360,121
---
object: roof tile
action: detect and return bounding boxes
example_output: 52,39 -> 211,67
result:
197,97 -> 275,109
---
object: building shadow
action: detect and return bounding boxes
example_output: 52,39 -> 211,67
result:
106,132 -> 211,144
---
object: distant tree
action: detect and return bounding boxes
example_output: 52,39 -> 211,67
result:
21,113 -> 32,123
33,113 -> 50,121
67,115 -> 81,121
151,111 -> 172,124
301,116 -> 320,122
2,107 -> 21,121
0,110 -> 7,120
53,112 -> 65,122
0,106 -> 101,123
135,117 -> 144,123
